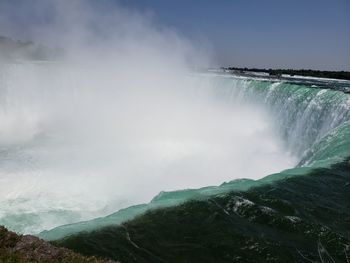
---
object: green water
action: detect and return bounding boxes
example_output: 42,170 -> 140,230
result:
56,158 -> 350,262
39,75 -> 350,241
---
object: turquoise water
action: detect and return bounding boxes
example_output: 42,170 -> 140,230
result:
39,74 -> 350,240
213,76 -> 350,166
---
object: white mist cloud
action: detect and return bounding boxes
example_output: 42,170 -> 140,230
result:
0,0 -> 296,234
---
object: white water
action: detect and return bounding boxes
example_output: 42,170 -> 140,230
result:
0,63 -> 296,234
0,0 -> 296,234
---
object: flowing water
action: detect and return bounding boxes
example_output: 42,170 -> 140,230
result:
0,62 -> 349,236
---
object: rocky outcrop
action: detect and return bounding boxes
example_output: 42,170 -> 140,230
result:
0,226 -> 118,263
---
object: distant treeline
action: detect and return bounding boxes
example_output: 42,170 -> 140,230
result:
224,67 -> 350,81
0,36 -> 62,61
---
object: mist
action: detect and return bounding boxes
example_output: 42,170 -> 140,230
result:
0,0 -> 296,234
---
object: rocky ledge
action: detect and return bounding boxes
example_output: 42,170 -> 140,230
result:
0,226 -> 118,263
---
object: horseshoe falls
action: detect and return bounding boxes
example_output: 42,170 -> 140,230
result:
0,63 -> 350,241
205,75 -> 350,168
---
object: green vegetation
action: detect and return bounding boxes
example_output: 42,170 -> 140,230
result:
224,66 -> 350,80
56,158 -> 350,262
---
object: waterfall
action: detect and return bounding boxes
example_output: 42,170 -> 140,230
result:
1,63 -> 350,235
197,75 -> 350,166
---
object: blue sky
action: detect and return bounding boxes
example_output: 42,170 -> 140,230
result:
119,0 -> 350,70
1,0 -> 349,70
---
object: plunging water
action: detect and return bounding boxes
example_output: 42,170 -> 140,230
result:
0,62 -> 299,234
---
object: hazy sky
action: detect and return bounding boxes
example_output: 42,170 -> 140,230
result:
1,0 -> 349,70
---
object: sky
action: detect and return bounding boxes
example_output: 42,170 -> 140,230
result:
0,0 -> 349,70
